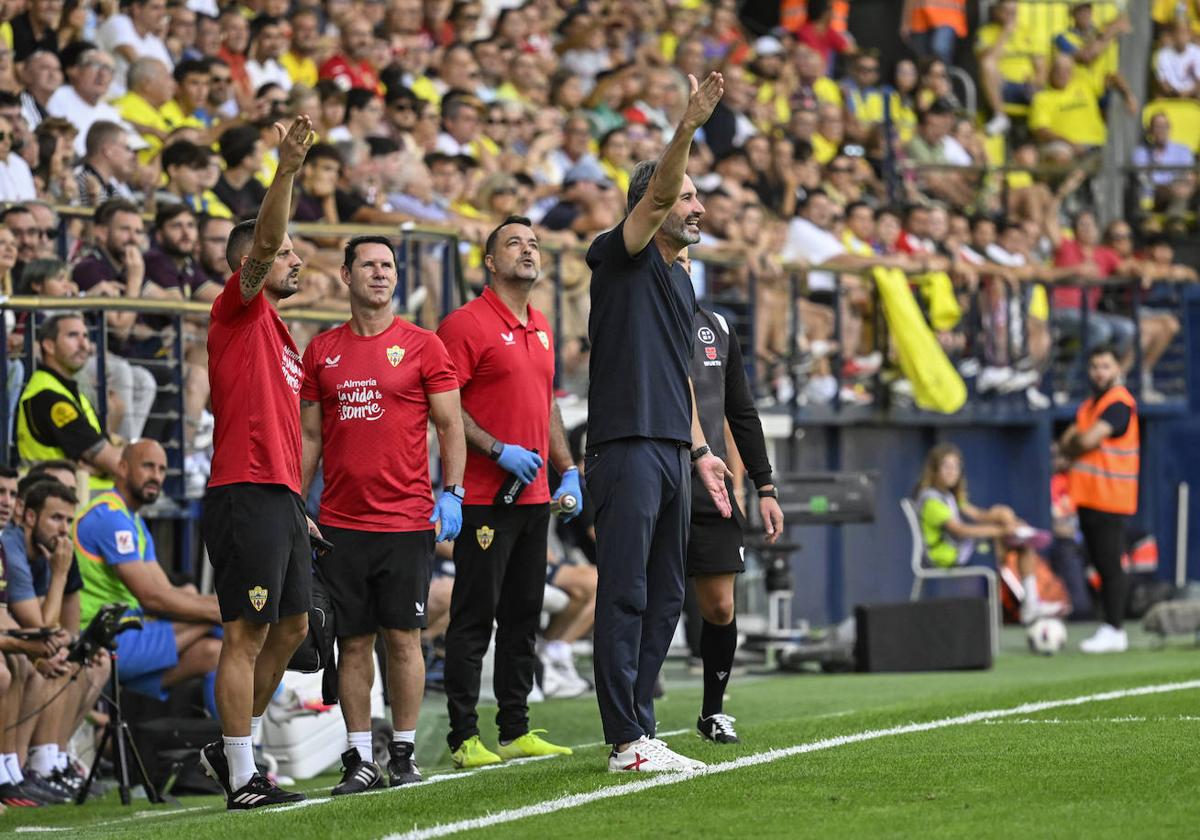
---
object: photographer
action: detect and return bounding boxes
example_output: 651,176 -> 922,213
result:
76,441 -> 221,715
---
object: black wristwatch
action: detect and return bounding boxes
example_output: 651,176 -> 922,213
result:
690,444 -> 710,463
488,440 -> 504,461
757,487 -> 778,500
444,484 -> 467,500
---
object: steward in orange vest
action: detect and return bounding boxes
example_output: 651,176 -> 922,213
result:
1060,347 -> 1138,652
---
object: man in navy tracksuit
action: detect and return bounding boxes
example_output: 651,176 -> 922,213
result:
584,71 -> 733,773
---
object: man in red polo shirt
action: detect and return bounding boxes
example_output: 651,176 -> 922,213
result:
436,215 -> 580,768
299,235 -> 466,796
318,18 -> 383,94
198,116 -> 318,810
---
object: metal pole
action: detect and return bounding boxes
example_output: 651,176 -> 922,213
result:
0,308 -> 9,466
552,250 -> 563,391
1177,482 -> 1190,590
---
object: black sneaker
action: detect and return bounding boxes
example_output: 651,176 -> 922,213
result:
386,741 -> 422,786
0,782 -> 41,807
227,774 -> 305,810
21,771 -> 71,804
331,749 -> 384,796
199,741 -> 232,800
697,713 -> 740,744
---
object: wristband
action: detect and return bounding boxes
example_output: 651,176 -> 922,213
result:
444,484 -> 467,501
489,440 -> 504,461
757,488 -> 778,499
690,445 -> 710,463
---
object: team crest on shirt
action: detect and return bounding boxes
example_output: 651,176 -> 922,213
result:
248,586 -> 268,612
386,345 -> 405,367
476,526 -> 495,550
536,330 -> 549,350
697,326 -> 716,344
704,346 -> 717,360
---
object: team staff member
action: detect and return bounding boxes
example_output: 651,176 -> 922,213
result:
300,235 -> 467,796
1060,346 -> 1139,654
16,312 -> 123,490
436,216 -> 581,768
584,73 -> 732,773
198,116 -> 317,811
687,292 -> 784,745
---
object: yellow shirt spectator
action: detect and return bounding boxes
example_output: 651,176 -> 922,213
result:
1029,78 -> 1106,148
813,76 -> 843,108
114,91 -> 174,164
975,22 -> 1041,84
281,51 -> 318,89
812,132 -> 838,165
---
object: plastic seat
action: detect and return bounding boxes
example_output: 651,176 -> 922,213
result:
901,497 -> 1000,656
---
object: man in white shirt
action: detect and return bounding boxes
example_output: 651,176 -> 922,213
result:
46,45 -> 140,159
1154,18 -> 1200,98
0,115 -> 37,202
244,15 -> 293,93
97,0 -> 174,99
18,51 -> 62,131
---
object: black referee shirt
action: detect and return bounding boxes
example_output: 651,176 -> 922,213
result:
585,220 -> 696,448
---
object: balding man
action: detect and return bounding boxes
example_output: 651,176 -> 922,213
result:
114,58 -> 179,160
19,51 -> 63,130
75,440 -> 222,708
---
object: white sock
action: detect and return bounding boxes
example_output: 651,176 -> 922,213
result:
348,730 -> 373,764
56,751 -> 70,772
5,753 -> 24,783
544,640 -> 571,662
250,715 -> 264,742
392,729 -> 415,747
28,744 -> 57,776
223,735 -> 256,790
0,760 -> 11,784
1022,575 -> 1039,608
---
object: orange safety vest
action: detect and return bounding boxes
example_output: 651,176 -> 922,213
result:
1068,385 -> 1139,515
781,0 -> 850,33
909,0 -> 968,37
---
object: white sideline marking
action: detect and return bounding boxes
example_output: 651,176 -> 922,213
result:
983,714 -> 1200,725
13,805 -> 208,833
381,679 -> 1200,840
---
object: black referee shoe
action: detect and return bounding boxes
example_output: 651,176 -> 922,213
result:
199,741 -> 232,800
697,713 -> 740,744
386,741 -> 422,786
227,774 -> 305,810
331,749 -> 384,796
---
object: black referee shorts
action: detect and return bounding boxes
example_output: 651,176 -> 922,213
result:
202,483 -> 312,624
316,525 -> 435,636
687,512 -> 746,577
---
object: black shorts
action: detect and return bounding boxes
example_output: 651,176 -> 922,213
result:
317,525 -> 435,635
686,513 -> 745,577
202,483 -> 312,624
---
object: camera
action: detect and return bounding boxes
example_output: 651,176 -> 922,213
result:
68,603 -> 143,664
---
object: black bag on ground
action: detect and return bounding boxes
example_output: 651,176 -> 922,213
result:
131,717 -> 223,795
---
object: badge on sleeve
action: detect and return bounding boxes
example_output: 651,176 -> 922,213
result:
50,401 -> 79,427
114,530 -> 136,554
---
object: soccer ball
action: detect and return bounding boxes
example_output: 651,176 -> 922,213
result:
1026,618 -> 1068,655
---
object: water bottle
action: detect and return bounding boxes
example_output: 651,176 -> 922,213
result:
494,448 -> 538,506
550,492 -> 578,517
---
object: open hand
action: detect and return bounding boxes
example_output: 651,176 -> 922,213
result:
276,115 -> 316,174
682,72 -> 725,131
695,452 -> 733,518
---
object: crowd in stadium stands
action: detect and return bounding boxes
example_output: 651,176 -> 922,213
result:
0,0 -> 1196,811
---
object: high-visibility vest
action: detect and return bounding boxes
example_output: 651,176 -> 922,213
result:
1068,385 -> 1139,515
16,368 -> 113,492
909,0 -> 968,37
781,0 -> 850,33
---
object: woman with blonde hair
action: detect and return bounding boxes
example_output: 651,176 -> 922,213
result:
915,442 -> 1050,623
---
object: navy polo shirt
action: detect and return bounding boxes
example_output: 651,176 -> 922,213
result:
585,220 -> 696,447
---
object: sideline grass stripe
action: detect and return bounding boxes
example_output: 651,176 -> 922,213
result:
382,679 -> 1200,840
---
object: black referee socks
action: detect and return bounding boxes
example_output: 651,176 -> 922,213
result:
700,616 -> 737,718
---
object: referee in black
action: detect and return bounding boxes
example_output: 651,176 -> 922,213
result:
585,71 -> 733,773
686,278 -> 784,745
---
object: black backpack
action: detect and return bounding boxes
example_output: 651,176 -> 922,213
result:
287,565 -> 339,703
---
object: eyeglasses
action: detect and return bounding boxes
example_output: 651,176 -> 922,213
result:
40,228 -> 56,238
828,166 -> 853,174
0,132 -> 8,141
83,60 -> 115,72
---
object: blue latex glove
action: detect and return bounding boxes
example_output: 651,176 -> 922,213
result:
496,443 -> 543,484
553,467 -> 583,522
430,491 -> 463,542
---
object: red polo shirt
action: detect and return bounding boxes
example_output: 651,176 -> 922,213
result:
436,287 -> 555,505
207,271 -> 304,494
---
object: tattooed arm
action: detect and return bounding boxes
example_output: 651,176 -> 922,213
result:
240,116 -> 315,303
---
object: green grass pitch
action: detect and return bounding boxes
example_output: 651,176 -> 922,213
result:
7,623 -> 1199,839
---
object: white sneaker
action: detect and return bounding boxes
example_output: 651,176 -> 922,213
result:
540,654 -> 589,699
803,375 -> 838,405
985,113 -> 1011,136
996,368 -> 1040,394
1079,624 -> 1128,654
650,738 -> 706,769
977,366 -> 1014,394
1025,387 -> 1051,410
608,736 -> 704,772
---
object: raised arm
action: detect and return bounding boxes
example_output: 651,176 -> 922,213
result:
240,116 -> 315,303
622,72 -> 724,257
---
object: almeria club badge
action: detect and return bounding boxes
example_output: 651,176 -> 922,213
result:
386,345 -> 405,367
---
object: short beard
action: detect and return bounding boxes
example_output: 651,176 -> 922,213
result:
131,483 -> 160,505
661,213 -> 700,247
